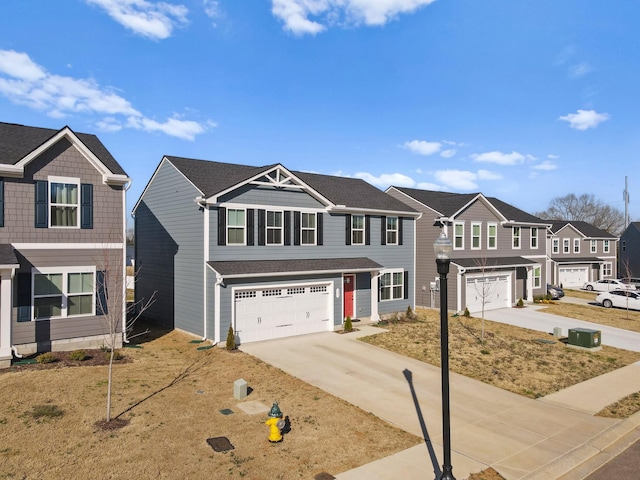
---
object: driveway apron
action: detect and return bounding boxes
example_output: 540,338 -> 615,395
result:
240,325 -> 627,480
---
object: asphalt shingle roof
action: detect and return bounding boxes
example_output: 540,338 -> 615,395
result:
0,244 -> 19,266
208,257 -> 383,277
0,122 -> 127,175
547,220 -> 616,238
165,156 -> 417,213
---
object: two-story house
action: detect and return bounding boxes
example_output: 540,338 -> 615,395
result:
0,122 -> 130,367
619,222 -> 640,278
386,187 -> 550,313
546,221 -> 618,287
132,157 -> 418,344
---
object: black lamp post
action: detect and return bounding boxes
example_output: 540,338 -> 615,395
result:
434,231 -> 456,480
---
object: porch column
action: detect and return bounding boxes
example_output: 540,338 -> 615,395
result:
370,270 -> 379,322
526,266 -> 534,302
0,269 -> 14,366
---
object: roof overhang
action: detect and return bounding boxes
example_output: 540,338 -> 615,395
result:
550,257 -> 604,264
452,256 -> 540,270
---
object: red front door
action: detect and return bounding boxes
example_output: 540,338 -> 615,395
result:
343,275 -> 355,318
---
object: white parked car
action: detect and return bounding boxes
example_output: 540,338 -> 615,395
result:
582,279 -> 635,292
596,290 -> 640,311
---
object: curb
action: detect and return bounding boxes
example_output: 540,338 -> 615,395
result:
523,411 -> 640,480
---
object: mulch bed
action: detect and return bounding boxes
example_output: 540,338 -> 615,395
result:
3,348 -> 130,374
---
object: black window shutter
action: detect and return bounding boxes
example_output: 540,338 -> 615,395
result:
365,215 -> 371,245
398,217 -> 404,245
317,213 -> 323,246
217,207 -> 226,246
404,271 -> 409,299
96,271 -> 108,316
293,211 -> 301,246
246,209 -> 254,246
258,209 -> 266,246
80,183 -> 93,229
35,180 -> 48,228
16,273 -> 31,322
345,214 -> 352,245
284,211 -> 291,245
380,216 -> 386,245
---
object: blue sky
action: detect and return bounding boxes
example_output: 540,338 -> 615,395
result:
1,0 -> 638,222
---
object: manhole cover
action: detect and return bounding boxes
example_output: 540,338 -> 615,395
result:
206,437 -> 234,452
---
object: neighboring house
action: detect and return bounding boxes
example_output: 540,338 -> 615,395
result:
546,220 -> 619,288
386,187 -> 550,313
132,157 -> 419,345
0,122 -> 130,367
619,222 -> 640,278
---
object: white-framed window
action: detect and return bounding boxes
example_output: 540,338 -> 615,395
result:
533,266 -> 541,288
352,215 -> 365,245
590,240 -> 597,253
512,226 -> 521,249
32,266 -> 95,320
603,262 -> 612,277
227,208 -> 246,245
49,176 -> 80,228
530,227 -> 538,249
454,222 -> 464,249
471,222 -> 481,249
563,239 -> 570,253
266,210 -> 283,245
386,216 -> 398,245
487,223 -> 497,249
301,212 -> 316,245
603,240 -> 610,253
380,269 -> 404,301
573,238 -> 580,253
552,238 -> 559,254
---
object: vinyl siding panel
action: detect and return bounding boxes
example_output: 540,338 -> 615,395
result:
135,162 -> 204,335
219,184 -> 324,209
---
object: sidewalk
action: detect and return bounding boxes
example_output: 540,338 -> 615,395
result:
240,323 -> 640,480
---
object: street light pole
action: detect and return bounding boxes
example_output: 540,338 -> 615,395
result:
434,232 -> 456,480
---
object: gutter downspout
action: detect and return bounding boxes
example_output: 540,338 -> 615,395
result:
214,274 -> 224,343
456,264 -> 466,313
122,180 -> 131,343
202,205 -> 209,340
11,346 -> 22,358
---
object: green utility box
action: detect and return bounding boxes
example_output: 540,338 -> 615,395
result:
568,328 -> 601,348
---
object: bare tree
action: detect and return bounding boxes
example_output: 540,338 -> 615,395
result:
96,246 -> 155,423
471,256 -> 499,342
534,193 -> 625,235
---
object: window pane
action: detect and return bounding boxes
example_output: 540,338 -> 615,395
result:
34,274 -> 62,295
228,209 -> 245,227
34,296 -> 62,318
68,295 -> 92,316
353,216 -> 364,229
267,211 -> 282,227
50,206 -> 78,227
302,213 -> 315,228
69,272 -> 93,294
387,217 -> 397,230
228,227 -> 244,244
386,231 -> 397,244
352,231 -> 363,244
51,183 -> 78,204
267,229 -> 281,244
302,230 -> 315,244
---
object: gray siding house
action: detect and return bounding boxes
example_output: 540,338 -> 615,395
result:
546,221 -> 618,287
620,222 -> 640,278
133,157 -> 418,344
386,187 -> 550,313
0,122 -> 130,367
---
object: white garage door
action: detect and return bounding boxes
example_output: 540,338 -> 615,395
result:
465,275 -> 511,313
234,283 -> 332,343
559,267 -> 588,288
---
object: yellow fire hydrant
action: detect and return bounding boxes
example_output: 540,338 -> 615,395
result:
266,401 -> 285,443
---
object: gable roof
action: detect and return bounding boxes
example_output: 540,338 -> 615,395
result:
547,220 -> 616,239
0,122 -> 128,182
390,187 -> 547,225
161,156 -> 418,214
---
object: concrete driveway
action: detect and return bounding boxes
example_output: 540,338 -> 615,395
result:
240,324 -> 639,479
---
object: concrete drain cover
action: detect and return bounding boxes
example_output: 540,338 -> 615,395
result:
206,437 -> 234,452
314,473 -> 335,480
219,408 -> 234,415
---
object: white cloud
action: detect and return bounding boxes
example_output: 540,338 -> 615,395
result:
434,169 -> 501,190
0,49 -> 209,140
477,169 -> 502,180
559,109 -> 610,130
440,149 -> 456,158
470,151 -> 526,165
416,181 -> 443,190
547,154 -> 559,159
85,0 -> 188,40
532,160 -> 557,171
203,0 -> 222,25
354,171 -> 415,188
403,139 -> 441,156
271,0 -> 437,35
570,62 -> 592,78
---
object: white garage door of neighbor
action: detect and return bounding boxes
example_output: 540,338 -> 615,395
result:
234,284 -> 332,343
559,267 -> 588,287
465,275 -> 510,313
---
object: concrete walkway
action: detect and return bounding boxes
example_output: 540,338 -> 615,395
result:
240,322 -> 640,480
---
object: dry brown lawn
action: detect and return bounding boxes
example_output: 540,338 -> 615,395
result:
361,308 -> 640,399
0,324 -> 419,480
539,301 -> 640,333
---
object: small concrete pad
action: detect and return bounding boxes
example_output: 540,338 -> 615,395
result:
236,401 -> 270,415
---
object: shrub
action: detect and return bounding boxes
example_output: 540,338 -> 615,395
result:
226,325 -> 236,350
405,305 -> 415,320
105,349 -> 123,361
463,307 -> 471,317
517,298 -> 524,308
35,352 -> 56,364
70,349 -> 88,361
344,316 -> 353,332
